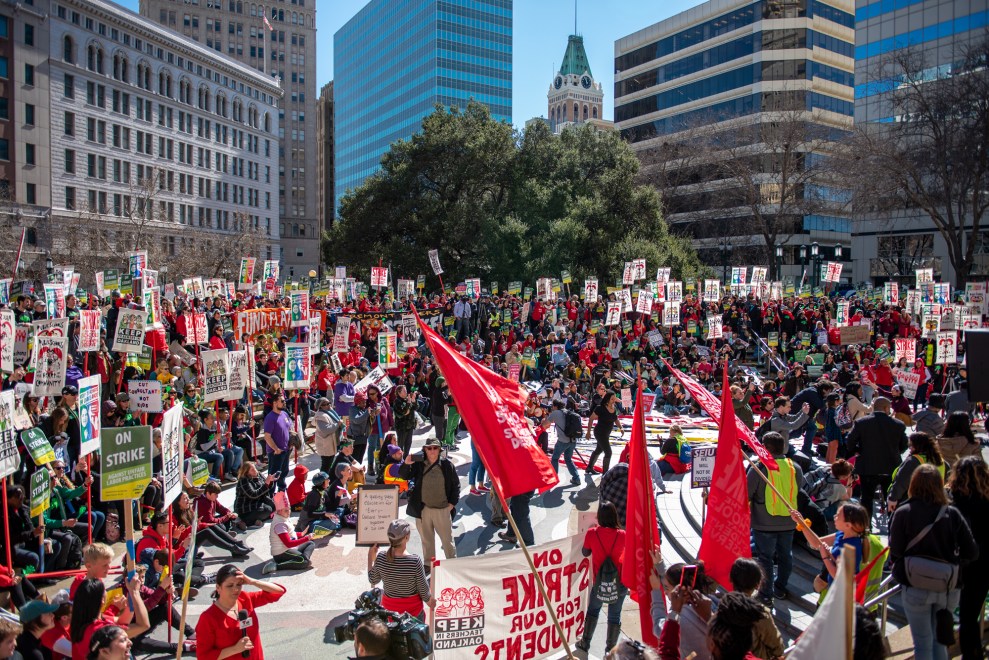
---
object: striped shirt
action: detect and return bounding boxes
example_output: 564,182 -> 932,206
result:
368,551 -> 431,602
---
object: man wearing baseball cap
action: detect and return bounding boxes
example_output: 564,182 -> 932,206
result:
399,438 -> 459,567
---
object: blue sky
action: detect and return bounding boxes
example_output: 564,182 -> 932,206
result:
119,1 -> 698,127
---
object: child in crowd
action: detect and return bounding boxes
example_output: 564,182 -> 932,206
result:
68,543 -> 114,600
265,493 -> 316,573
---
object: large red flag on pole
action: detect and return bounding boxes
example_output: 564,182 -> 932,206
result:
621,379 -> 661,648
697,368 -> 752,589
413,309 -> 559,497
662,358 -> 778,470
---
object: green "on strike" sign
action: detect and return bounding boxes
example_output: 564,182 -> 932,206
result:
100,426 -> 152,501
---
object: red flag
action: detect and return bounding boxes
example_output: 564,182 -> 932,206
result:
662,359 -> 778,470
413,309 -> 558,497
697,368 -> 752,589
621,380 -> 661,648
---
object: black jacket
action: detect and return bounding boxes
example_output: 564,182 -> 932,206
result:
398,457 -> 460,519
846,411 -> 908,476
889,499 -> 978,588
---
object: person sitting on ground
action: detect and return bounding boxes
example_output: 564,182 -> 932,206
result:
233,461 -> 277,528
937,411 -> 981,468
265,492 -> 315,573
296,472 -> 339,535
172,491 -> 249,559
16,599 -> 58,660
657,425 -> 691,475
325,463 -> 357,528
377,443 -> 409,493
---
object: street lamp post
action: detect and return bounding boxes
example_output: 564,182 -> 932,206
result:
811,242 -> 821,288
720,239 -> 732,283
774,245 -> 784,281
160,263 -> 168,286
45,252 -> 54,283
799,245 -> 808,289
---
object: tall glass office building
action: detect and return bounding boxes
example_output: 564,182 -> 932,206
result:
334,0 -> 512,212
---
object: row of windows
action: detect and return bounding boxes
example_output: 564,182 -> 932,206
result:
437,1 -> 513,27
615,0 -> 853,73
54,4 -> 277,106
856,0 -> 926,23
855,9 -> 989,60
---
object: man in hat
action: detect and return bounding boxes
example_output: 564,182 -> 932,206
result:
314,397 -> 343,474
399,438 -> 459,567
115,391 -> 139,427
57,385 -> 81,471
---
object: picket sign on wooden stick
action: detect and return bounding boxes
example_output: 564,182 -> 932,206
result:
175,514 -> 199,660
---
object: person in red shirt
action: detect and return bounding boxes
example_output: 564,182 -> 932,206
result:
575,502 -> 626,653
69,576 -> 149,660
194,565 -> 285,660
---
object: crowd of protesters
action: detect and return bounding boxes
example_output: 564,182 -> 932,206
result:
0,275 -> 984,659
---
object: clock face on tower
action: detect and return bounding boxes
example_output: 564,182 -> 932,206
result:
581,75 -> 592,89
554,75 -> 563,90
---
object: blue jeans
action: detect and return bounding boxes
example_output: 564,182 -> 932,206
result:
368,435 -> 381,474
800,423 -> 816,455
902,585 -> 959,660
223,446 -> 244,475
267,449 -> 290,492
586,589 -> 627,625
468,439 -> 486,486
199,451 -> 224,479
551,440 -> 578,480
752,529 -> 794,600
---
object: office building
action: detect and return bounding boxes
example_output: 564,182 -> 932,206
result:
614,0 -> 856,280
334,0 -> 512,213
852,0 -> 989,283
141,0 -> 318,275
0,0 -> 281,280
316,80 -> 332,232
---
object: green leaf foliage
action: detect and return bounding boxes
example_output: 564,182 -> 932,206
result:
324,102 -> 705,286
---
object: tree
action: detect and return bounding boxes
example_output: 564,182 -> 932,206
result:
840,40 -> 989,287
324,102 -> 705,286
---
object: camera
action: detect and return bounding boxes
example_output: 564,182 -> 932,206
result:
333,588 -> 432,660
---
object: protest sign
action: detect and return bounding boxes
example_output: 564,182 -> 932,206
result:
78,310 -> 101,352
622,262 -> 634,285
896,369 -> 921,399
582,278 -> 598,303
33,318 -> 68,339
112,308 -> 146,353
431,535 -> 590,659
667,281 -> 682,303
508,363 -> 521,382
12,325 -> 27,367
662,304 -> 680,327
227,350 -> 249,401
355,365 -> 394,396
635,290 -> 653,314
44,283 -> 66,319
128,250 -> 147,280
238,257 -> 257,290
128,380 -> 163,413
894,338 -> 916,365
0,310 -> 13,373
656,267 -> 671,284
186,457 -> 210,487
78,375 -> 101,457
20,427 -> 56,466
400,314 -> 419,349
605,302 -> 621,326
936,331 -> 957,364
839,325 -> 870,345
201,349 -> 230,402
370,266 -> 389,289
29,469 -> 50,519
751,267 -> 767,284
690,446 -> 718,488
836,300 -> 849,327
0,391 -> 17,479
100,426 -> 153,501
332,316 -> 351,353
823,262 -> 842,283
160,404 -> 184,507
31,335 -> 68,397
283,342 -> 311,390
428,249 -> 443,275
355,485 -> 400,546
377,332 -> 398,369
706,315 -> 723,340
308,316 -> 322,356
0,279 -> 9,305
289,291 -> 310,328
704,279 -> 721,302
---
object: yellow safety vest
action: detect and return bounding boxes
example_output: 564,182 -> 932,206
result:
765,458 -> 797,516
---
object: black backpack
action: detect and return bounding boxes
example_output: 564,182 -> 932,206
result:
592,534 -> 627,604
563,410 -> 583,440
756,417 -> 773,440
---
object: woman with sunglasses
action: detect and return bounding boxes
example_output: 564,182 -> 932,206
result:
46,461 -> 105,543
195,564 -> 285,660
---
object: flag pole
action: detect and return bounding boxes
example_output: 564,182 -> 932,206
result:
491,481 -> 577,660
842,545 -> 855,660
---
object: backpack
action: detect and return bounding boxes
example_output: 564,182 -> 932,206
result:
835,404 -> 853,431
756,418 -> 773,440
677,438 -> 692,465
563,410 -> 582,440
592,533 -> 627,604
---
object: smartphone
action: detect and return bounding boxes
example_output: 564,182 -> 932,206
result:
412,453 -> 425,463
270,471 -> 281,480
679,565 -> 699,589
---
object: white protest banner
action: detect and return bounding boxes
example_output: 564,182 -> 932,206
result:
13,325 -> 28,367
227,350 -> 249,401
884,282 -> 899,306
631,258 -> 646,280
79,310 -> 101,352
31,335 -> 68,397
355,485 -> 400,546
397,279 -> 415,298
0,310 -> 13,373
836,301 -> 849,327
823,262 -> 842,283
44,283 -> 66,319
129,380 -> 163,413
582,278 -> 598,304
656,267 -> 671,285
906,289 -> 922,315
916,268 -> 934,286
616,288 -> 632,314
922,305 -> 941,337
667,281 -> 682,303
896,369 -> 921,399
962,314 -> 981,330
355,365 -> 394,396
332,316 -> 351,353
289,291 -> 310,328
894,338 -> 916,365
77,375 -> 101,457
189,313 -> 208,345
401,314 -> 419,349
238,257 -> 257,290
308,316 -> 322,356
730,266 -> 746,286
127,250 -> 148,279
33,318 -> 69,341
201,349 -> 230,402
370,267 -> 389,289
703,279 -> 720,302
663,304 -> 680,327
605,302 -> 621,326
283,342 -> 311,390
160,403 -> 184,508
934,282 -> 951,305
112,308 -> 147,353
941,305 -> 959,332
377,332 -> 398,369
428,249 -> 443,275
431,535 -> 590,659
690,446 -> 718,488
0,279 -> 10,306
0,391 -> 19,479
635,290 -> 654,315
622,262 -> 634,286
707,314 -> 723,340
936,331 -> 957,364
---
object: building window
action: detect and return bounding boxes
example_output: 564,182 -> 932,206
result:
23,24 -> 33,47
65,149 -> 75,173
0,98 -> 7,120
0,139 -> 8,161
24,64 -> 34,86
64,111 -> 75,136
25,143 -> 34,165
25,183 -> 36,204
65,187 -> 76,210
0,17 -> 9,39
24,104 -> 34,126
0,56 -> 7,79
64,73 -> 74,98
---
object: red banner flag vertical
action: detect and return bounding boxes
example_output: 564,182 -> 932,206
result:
413,308 -> 558,498
697,368 -> 752,589
621,380 -> 661,648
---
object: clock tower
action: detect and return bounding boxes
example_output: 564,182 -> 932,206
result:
548,35 -> 604,132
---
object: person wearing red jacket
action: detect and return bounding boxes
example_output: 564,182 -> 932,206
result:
135,514 -> 205,589
194,565 -> 285,660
